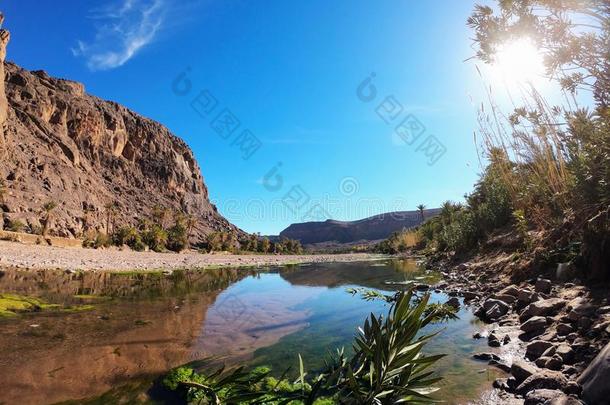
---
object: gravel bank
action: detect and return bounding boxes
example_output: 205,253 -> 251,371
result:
0,240 -> 383,271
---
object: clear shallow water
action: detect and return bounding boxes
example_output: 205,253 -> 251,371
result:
0,259 -> 501,404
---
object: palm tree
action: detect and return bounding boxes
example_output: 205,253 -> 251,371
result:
184,214 -> 197,248
416,204 -> 426,222
41,201 -> 58,236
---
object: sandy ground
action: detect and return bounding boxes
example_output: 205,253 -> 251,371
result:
0,240 -> 381,271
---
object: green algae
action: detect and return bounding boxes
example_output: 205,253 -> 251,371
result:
0,293 -> 61,317
61,304 -> 95,313
0,293 -> 93,318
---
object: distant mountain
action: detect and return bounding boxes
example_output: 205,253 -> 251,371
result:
279,209 -> 441,244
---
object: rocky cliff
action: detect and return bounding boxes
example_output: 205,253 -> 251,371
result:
0,20 -> 239,241
280,209 -> 441,244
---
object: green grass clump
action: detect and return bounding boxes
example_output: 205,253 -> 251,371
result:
0,293 -> 94,318
0,293 -> 59,317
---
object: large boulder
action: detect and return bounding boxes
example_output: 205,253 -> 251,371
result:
481,298 -> 510,321
567,297 -> 597,322
535,278 -> 552,294
527,340 -> 555,360
518,288 -> 540,307
498,285 -> 522,297
516,370 -> 568,395
577,341 -> 610,404
511,360 -> 539,383
524,389 -> 564,405
521,316 -> 548,334
520,298 -> 566,322
546,395 -> 585,405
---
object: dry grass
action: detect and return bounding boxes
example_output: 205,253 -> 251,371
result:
476,81 -> 573,228
396,230 -> 420,248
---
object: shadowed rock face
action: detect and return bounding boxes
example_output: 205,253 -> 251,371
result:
280,209 -> 441,244
0,14 -> 9,128
0,15 -> 241,240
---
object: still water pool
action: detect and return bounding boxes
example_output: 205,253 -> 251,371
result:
0,259 -> 502,404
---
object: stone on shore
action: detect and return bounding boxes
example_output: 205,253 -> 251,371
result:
521,316 -> 548,334
445,297 -> 460,308
520,298 -> 566,322
516,370 -> 568,395
473,352 -> 501,361
524,389 -> 564,405
526,340 -> 554,360
535,278 -> 552,294
511,360 -> 539,383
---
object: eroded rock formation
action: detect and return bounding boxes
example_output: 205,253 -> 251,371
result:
0,15 -> 240,241
0,13 -> 9,128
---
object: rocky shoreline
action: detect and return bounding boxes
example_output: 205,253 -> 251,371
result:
427,258 -> 610,405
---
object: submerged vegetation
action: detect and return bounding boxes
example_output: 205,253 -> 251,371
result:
163,290 -> 445,404
0,293 -> 93,318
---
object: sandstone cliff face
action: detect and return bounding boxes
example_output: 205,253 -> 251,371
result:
0,26 -> 239,241
0,15 -> 8,128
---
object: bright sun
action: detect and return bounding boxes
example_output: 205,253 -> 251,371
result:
492,38 -> 545,87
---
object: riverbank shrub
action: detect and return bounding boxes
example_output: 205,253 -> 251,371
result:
375,230 -> 419,254
167,222 -> 188,253
7,219 -> 25,233
407,0 -> 610,279
141,224 -> 168,252
82,231 -> 111,249
416,158 -> 513,254
112,226 -> 146,251
162,290 -> 445,404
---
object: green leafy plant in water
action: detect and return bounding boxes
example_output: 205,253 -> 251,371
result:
346,287 -> 459,323
163,290 -> 446,404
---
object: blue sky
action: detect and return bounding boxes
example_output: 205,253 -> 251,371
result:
4,0 -> 502,234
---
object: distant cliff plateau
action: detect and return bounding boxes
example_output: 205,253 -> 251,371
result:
279,209 -> 441,244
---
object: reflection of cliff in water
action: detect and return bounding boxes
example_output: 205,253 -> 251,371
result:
0,268 -> 248,405
0,267 -> 250,301
279,260 -> 434,290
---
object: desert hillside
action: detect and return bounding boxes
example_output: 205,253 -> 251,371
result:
280,208 -> 440,244
0,35 -> 239,242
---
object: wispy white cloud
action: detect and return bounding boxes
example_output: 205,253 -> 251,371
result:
72,0 -> 165,71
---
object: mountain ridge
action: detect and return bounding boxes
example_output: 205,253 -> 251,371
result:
279,209 -> 441,244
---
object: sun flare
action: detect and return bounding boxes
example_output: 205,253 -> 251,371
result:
492,37 -> 545,86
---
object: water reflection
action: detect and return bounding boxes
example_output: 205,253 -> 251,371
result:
0,268 -> 246,405
0,260 -> 499,405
